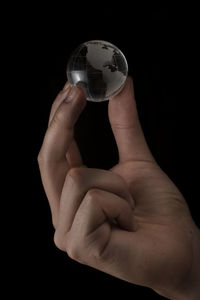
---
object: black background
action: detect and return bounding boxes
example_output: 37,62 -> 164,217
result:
11,3 -> 199,299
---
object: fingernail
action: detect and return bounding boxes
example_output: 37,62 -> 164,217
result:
64,86 -> 79,102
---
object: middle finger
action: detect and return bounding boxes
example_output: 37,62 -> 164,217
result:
56,167 -> 134,237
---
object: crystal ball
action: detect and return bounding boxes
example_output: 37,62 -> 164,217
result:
66,40 -> 128,102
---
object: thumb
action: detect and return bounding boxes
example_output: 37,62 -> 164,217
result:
108,77 -> 154,163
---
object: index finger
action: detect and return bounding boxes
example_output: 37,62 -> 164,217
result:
38,86 -> 86,225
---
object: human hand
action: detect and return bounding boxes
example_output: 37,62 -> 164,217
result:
38,79 -> 200,299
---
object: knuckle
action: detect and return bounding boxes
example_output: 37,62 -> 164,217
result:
37,147 -> 50,165
86,188 -> 101,202
66,241 -> 81,261
83,195 -> 94,209
54,232 -> 66,252
65,233 -> 86,263
37,150 -> 45,164
67,167 -> 85,184
66,245 -> 78,260
83,190 -> 100,214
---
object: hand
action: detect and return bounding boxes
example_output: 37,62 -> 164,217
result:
38,79 -> 200,299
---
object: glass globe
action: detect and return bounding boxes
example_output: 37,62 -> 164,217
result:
66,40 -> 128,102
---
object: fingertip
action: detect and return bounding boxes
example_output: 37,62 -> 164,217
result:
74,85 -> 87,107
48,85 -> 86,131
66,85 -> 86,105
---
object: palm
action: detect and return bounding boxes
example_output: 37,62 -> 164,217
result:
109,160 -> 193,292
111,160 -> 189,217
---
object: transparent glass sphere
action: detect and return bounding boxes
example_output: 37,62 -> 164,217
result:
67,40 -> 128,102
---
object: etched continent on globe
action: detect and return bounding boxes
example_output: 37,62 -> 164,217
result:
67,40 -> 128,102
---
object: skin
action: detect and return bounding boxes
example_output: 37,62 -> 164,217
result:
38,78 -> 200,299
